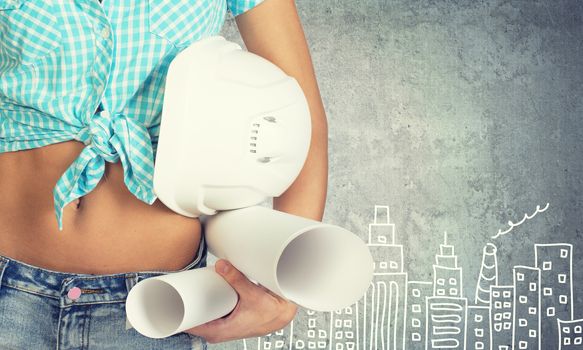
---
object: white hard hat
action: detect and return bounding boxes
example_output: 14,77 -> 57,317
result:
153,36 -> 312,217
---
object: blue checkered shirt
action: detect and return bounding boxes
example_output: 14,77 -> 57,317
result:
0,0 -> 263,230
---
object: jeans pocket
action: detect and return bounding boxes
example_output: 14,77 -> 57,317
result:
147,0 -> 225,49
0,0 -> 62,65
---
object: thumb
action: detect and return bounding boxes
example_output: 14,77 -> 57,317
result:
215,259 -> 255,293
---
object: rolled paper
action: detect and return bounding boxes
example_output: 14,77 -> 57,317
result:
125,266 -> 238,339
204,205 -> 375,312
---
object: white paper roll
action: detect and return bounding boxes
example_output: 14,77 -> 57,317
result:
205,205 -> 374,312
125,266 -> 238,339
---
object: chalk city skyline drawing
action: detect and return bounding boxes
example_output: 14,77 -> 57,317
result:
238,205 -> 583,350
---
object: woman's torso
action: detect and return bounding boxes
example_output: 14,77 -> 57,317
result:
0,140 -> 202,275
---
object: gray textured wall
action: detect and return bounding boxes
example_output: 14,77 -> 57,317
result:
212,0 -> 583,349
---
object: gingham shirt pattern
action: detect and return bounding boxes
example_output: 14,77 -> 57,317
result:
0,0 -> 263,231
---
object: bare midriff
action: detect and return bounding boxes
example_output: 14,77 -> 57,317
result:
0,140 -> 202,275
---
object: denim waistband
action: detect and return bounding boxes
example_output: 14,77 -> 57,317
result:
0,233 -> 207,308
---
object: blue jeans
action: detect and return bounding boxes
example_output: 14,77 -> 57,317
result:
0,234 -> 208,349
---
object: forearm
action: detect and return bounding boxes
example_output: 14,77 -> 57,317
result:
236,0 -> 328,222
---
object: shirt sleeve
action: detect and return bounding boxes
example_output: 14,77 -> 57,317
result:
226,0 -> 264,17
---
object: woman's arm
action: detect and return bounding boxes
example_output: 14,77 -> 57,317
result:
236,0 -> 329,222
185,0 -> 329,343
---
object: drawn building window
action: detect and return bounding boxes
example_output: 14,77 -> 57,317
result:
475,328 -> 483,337
317,341 -> 326,349
519,318 -> 527,327
519,341 -> 528,349
412,318 -> 420,327
345,331 -> 353,339
543,261 -> 552,270
449,278 -> 457,285
437,289 -> 445,296
558,274 -> 567,283
503,290 -> 511,298
475,314 -> 483,322
295,340 -> 305,349
307,310 -> 316,316
377,235 -> 387,244
390,261 -> 398,269
308,330 -> 315,338
564,327 -> 571,334
560,248 -> 569,258
335,319 -> 342,328
437,278 -> 445,286
494,323 -> 502,332
504,322 -> 511,330
277,329 -> 284,336
412,333 -> 421,342
343,320 -> 352,328
503,302 -> 511,308
519,296 -> 527,304
495,313 -> 502,321
516,272 -> 524,281
380,261 -> 388,269
575,337 -> 582,345
576,326 -> 582,333
413,304 -> 421,313
529,307 -> 537,315
264,342 -> 272,350
309,319 -> 316,328
319,330 -> 327,339
449,288 -> 458,295
335,343 -> 343,350
335,331 -> 343,340
495,301 -> 502,309
500,345 -> 510,350
544,288 -> 553,296
529,282 -> 537,291
476,342 -> 484,350
344,307 -> 353,314
346,343 -> 355,350
493,291 -> 500,298
276,340 -> 285,348
560,295 -> 568,304
529,329 -> 537,338
503,312 -> 511,320
547,307 -> 555,317
413,289 -> 421,297
565,338 -> 571,346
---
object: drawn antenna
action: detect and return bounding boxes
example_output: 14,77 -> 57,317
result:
474,243 -> 498,306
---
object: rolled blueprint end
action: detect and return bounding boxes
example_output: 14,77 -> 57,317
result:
205,206 -> 375,313
276,225 -> 374,312
125,266 -> 238,339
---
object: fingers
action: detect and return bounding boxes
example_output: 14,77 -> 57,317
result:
215,259 -> 256,295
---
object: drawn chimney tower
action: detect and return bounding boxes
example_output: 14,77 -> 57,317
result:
474,243 -> 499,305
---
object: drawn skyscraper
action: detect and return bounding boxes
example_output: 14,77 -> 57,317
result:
535,244 -> 573,349
405,281 -> 432,350
467,305 -> 491,350
475,243 -> 499,306
291,308 -> 331,350
426,233 -> 467,349
558,319 -> 583,350
490,285 -> 514,350
361,205 -> 407,350
433,232 -> 463,298
244,323 -> 293,350
513,266 -> 541,350
330,305 -> 359,350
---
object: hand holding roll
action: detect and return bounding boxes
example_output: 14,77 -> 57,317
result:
184,259 -> 298,343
